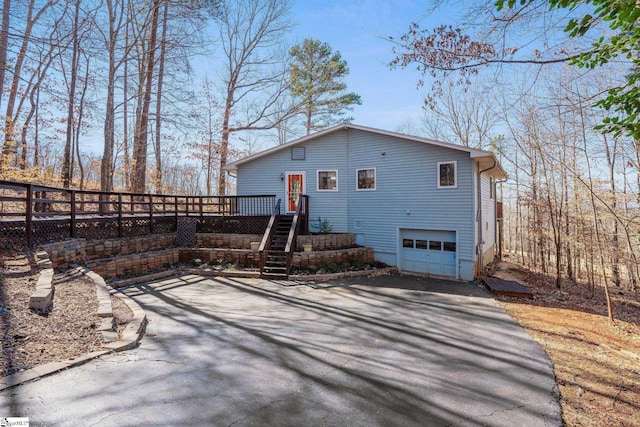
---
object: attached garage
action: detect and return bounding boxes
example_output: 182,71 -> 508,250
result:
400,229 -> 457,278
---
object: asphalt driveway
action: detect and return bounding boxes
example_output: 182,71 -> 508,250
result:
0,273 -> 561,426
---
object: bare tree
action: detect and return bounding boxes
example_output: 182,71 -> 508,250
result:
130,0 -> 161,194
421,83 -> 497,148
1,0 -> 57,172
215,0 -> 296,195
151,0 -> 170,193
60,0 -> 83,188
101,0 -> 129,192
0,0 -> 11,108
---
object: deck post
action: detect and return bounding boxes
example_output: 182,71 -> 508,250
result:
26,183 -> 33,247
149,194 -> 154,234
174,196 -> 178,229
117,193 -> 123,237
70,190 -> 77,238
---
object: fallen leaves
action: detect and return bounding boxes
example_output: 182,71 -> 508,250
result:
1,253 -> 104,377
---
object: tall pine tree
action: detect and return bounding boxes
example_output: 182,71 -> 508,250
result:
289,38 -> 361,134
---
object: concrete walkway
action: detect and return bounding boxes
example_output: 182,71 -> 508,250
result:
0,273 -> 562,426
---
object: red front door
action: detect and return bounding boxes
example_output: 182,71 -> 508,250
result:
286,172 -> 305,213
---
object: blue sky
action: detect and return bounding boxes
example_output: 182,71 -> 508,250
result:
288,0 -> 446,131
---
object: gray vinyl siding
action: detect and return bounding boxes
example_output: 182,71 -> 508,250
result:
236,127 -> 487,280
236,133 -> 349,232
343,128 -> 476,279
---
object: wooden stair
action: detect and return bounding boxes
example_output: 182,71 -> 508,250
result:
261,215 -> 293,279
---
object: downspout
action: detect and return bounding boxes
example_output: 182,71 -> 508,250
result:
476,158 -> 497,277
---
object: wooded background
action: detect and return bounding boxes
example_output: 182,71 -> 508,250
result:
0,0 -> 638,291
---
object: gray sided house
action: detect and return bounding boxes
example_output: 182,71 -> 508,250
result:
224,124 -> 507,281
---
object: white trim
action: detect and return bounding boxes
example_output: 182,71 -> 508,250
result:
437,161 -> 457,189
284,171 -> 305,213
356,167 -> 376,191
316,169 -> 338,192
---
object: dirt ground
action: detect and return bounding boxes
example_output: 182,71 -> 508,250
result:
0,253 -> 131,378
491,261 -> 640,427
1,253 -> 639,426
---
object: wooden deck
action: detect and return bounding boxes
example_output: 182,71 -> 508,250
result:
481,276 -> 533,298
0,180 -> 286,247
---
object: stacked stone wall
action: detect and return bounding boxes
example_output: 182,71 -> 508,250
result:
179,248 -> 262,268
41,235 -> 176,267
83,248 -> 180,277
292,247 -> 374,269
196,233 -> 262,249
297,233 -> 355,250
39,232 -> 367,277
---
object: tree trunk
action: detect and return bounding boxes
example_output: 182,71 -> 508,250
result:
101,0 -> 119,192
218,88 -> 233,196
75,55 -> 90,190
131,0 -> 160,194
153,0 -> 169,193
2,0 -> 39,170
122,12 -> 131,190
61,0 -> 81,188
0,0 -> 11,109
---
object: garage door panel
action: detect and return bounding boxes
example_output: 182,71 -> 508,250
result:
400,229 -> 457,278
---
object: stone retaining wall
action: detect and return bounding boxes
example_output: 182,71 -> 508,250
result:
79,246 -> 372,279
179,246 -> 372,270
297,233 -> 356,251
41,233 -> 359,269
292,247 -> 374,268
38,232 -> 368,278
196,233 -> 263,249
29,251 -> 55,312
83,248 -> 180,278
197,233 -> 356,251
180,248 -> 262,268
40,235 -> 176,267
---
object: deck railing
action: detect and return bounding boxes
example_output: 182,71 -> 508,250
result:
0,180 -> 276,247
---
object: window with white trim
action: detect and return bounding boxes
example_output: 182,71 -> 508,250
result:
317,170 -> 338,191
437,161 -> 457,188
356,168 -> 376,190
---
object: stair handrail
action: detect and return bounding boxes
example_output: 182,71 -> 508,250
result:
259,199 -> 281,275
259,198 -> 280,252
284,195 -> 306,272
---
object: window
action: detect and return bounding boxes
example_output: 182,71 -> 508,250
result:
317,170 -> 338,191
291,147 -> 305,160
429,240 -> 442,250
443,242 -> 456,252
402,239 -> 414,248
357,168 -> 376,190
437,161 -> 457,188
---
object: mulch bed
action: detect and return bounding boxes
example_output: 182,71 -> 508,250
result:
0,253 -> 104,377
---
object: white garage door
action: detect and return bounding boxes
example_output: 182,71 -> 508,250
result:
400,229 -> 457,278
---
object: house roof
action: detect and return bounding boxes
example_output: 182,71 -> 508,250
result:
223,123 -> 508,179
